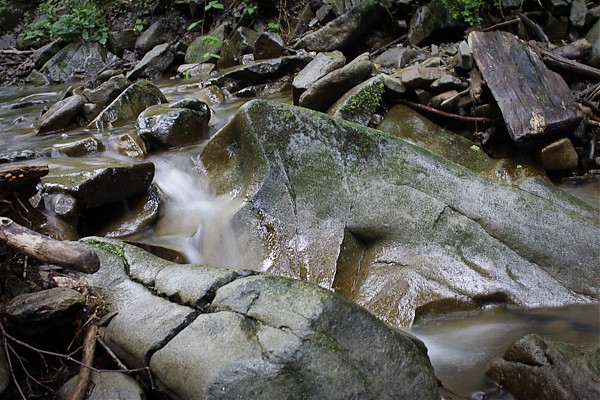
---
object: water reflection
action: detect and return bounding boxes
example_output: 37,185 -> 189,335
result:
408,304 -> 599,398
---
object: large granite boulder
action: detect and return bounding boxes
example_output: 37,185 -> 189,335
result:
41,42 -> 120,83
486,334 -> 600,400
199,100 -> 599,327
83,238 -> 441,400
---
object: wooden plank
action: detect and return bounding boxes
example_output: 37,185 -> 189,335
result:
468,31 -> 581,149
0,164 -> 48,194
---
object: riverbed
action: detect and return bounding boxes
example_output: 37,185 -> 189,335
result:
1,80 -> 598,398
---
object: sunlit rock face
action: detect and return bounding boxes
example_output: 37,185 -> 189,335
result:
200,99 -> 599,327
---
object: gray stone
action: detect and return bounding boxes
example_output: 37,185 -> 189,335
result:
59,371 -> 146,400
429,89 -> 460,111
254,32 -> 285,60
570,0 -> 588,28
53,137 -> 105,157
32,40 -> 63,69
82,74 -> 131,108
107,29 -> 138,57
200,100 -> 599,327
185,23 -> 227,64
82,102 -> 102,121
27,70 -> 50,86
294,1 -> 388,52
430,74 -> 468,93
136,100 -> 210,149
154,264 -> 255,309
292,50 -> 346,104
41,42 -> 120,83
378,104 -> 544,185
545,0 -> 571,15
381,74 -> 406,96
36,94 -> 86,135
208,55 -> 312,92
374,46 -> 424,69
586,19 -> 600,68
127,42 -> 175,81
97,185 -> 161,238
538,138 -> 579,171
135,17 -> 172,55
486,334 -> 600,400
83,237 -> 440,400
291,4 -> 314,38
2,288 -> 85,336
398,66 -> 447,90
458,40 -> 473,70
104,280 -> 196,368
299,52 -> 373,111
217,27 -> 259,68
41,159 -> 155,209
328,74 -> 385,125
90,80 -> 167,131
150,275 -> 440,400
193,85 -> 226,105
315,4 -> 336,24
112,130 -> 148,158
48,193 -> 78,225
407,0 -> 464,46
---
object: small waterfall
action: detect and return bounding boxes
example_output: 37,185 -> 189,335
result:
152,153 -> 241,267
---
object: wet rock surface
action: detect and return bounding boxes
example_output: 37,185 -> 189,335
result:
486,334 -> 600,400
201,100 -> 599,326
84,237 -> 441,400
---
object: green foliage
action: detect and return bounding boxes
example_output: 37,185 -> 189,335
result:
187,19 -> 204,32
0,0 -> 8,15
133,18 -> 147,34
441,0 -> 484,26
200,35 -> 222,60
20,0 -> 109,46
267,22 -> 280,32
205,0 -> 224,11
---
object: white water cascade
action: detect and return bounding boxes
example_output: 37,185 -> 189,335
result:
150,151 -> 242,267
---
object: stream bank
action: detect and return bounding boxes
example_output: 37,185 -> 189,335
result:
0,1 -> 599,399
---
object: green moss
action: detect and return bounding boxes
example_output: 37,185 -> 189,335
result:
338,81 -> 384,124
83,238 -> 125,258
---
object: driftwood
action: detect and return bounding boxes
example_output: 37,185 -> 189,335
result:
469,30 -> 581,148
517,13 -> 549,43
0,217 -> 100,273
0,165 -> 48,194
553,38 -> 593,60
533,45 -> 600,83
70,324 -> 98,400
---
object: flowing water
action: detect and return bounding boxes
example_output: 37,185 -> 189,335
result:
1,80 -> 598,398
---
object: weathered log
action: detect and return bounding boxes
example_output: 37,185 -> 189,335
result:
0,165 -> 48,194
552,38 -> 593,60
468,31 -> 581,149
534,45 -> 600,83
0,217 -> 100,273
517,13 -> 549,43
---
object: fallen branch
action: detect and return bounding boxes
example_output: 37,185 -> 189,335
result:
518,13 -> 549,43
0,48 -> 35,55
70,324 -> 98,400
396,99 -> 496,124
481,18 -> 519,32
532,45 -> 600,82
0,217 -> 100,273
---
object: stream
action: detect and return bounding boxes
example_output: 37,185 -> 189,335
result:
1,80 -> 598,398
